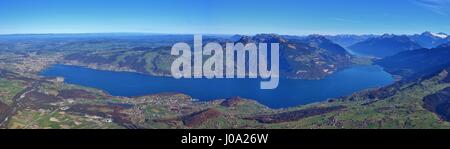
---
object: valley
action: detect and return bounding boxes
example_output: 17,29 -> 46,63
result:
1,32 -> 450,129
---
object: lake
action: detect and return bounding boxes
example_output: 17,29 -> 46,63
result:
40,64 -> 394,108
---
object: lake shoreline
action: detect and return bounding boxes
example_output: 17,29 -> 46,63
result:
39,64 -> 395,108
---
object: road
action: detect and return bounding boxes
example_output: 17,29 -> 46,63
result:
0,81 -> 38,128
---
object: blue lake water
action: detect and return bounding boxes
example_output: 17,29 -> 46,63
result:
40,64 -> 394,108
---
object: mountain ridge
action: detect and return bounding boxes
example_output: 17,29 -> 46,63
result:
348,34 -> 422,58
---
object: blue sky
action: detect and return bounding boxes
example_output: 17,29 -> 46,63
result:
0,0 -> 449,35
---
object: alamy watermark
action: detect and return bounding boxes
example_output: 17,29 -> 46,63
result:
170,35 -> 279,89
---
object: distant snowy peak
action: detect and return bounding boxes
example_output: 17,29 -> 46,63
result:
431,32 -> 448,39
410,32 -> 450,48
422,31 -> 448,39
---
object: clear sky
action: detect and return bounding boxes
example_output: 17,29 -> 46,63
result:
0,0 -> 449,35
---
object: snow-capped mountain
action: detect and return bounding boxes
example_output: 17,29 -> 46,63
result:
410,31 -> 450,48
430,32 -> 448,39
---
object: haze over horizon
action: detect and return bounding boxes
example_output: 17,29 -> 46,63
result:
0,31 -> 448,37
1,0 -> 450,35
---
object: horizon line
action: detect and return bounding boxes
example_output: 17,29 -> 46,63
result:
0,31 -> 446,37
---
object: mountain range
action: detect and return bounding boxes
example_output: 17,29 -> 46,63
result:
376,42 -> 450,80
1,32 -> 450,129
410,32 -> 450,49
62,34 -> 354,80
340,32 -> 449,58
237,34 -> 353,79
323,34 -> 378,48
348,34 -> 423,58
